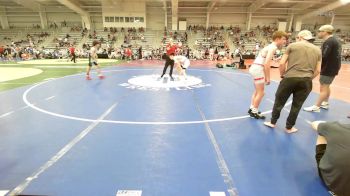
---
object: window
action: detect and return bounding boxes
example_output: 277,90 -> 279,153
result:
106,16 -> 141,23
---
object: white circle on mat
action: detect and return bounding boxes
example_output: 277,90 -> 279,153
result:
128,74 -> 202,89
23,68 -> 292,125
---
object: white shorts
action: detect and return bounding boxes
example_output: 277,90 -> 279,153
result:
249,64 -> 265,84
182,59 -> 190,69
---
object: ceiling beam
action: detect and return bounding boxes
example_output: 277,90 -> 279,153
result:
12,0 -> 41,12
300,0 -> 350,19
207,1 -> 217,13
291,2 -> 316,13
248,0 -> 268,13
171,0 -> 178,29
0,6 -> 10,29
55,0 -> 89,16
163,0 -> 167,11
55,0 -> 91,29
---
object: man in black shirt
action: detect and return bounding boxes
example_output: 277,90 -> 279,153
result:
312,120 -> 350,196
304,25 -> 342,112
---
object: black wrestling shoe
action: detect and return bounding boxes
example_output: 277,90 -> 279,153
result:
170,76 -> 175,81
248,108 -> 261,115
249,111 -> 266,119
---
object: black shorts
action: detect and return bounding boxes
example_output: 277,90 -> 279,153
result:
315,144 -> 327,184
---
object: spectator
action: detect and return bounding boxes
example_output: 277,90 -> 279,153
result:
304,25 -> 342,112
311,120 -> 350,196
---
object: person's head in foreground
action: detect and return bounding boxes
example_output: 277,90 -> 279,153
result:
318,25 -> 334,39
272,31 -> 288,49
92,40 -> 100,48
296,30 -> 315,42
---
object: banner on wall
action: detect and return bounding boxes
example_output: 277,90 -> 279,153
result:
278,21 -> 287,31
179,21 -> 187,31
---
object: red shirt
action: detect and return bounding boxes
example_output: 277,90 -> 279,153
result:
70,47 -> 75,54
166,44 -> 177,55
125,48 -> 132,57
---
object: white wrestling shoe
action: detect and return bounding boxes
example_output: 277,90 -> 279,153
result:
304,105 -> 320,113
320,102 -> 329,110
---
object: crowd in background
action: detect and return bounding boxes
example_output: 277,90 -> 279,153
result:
1,25 -> 350,62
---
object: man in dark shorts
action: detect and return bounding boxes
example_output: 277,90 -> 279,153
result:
304,25 -> 342,112
161,38 -> 177,80
311,120 -> 350,196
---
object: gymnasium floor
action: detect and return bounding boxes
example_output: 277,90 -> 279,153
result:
0,60 -> 349,196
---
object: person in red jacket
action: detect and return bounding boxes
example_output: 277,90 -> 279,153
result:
125,47 -> 132,61
69,44 -> 76,63
161,39 -> 178,80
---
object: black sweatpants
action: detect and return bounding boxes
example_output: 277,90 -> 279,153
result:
162,54 -> 174,77
71,53 -> 76,63
315,144 -> 327,184
270,77 -> 312,129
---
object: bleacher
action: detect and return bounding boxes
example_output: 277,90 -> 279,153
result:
45,30 -> 83,49
192,31 -> 225,49
2,26 -> 350,62
0,29 -> 24,46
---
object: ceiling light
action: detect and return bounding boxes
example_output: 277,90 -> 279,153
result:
340,0 -> 350,4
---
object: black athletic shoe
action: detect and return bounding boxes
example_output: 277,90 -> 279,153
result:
248,108 -> 252,114
170,76 -> 174,81
248,108 -> 261,115
249,111 -> 266,119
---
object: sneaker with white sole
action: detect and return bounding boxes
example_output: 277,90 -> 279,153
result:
320,102 -> 329,110
248,109 -> 266,119
304,105 -> 320,112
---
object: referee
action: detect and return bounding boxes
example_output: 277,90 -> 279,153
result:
161,39 -> 177,80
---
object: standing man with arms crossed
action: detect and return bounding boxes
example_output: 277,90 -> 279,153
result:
264,30 -> 321,133
304,25 -> 342,112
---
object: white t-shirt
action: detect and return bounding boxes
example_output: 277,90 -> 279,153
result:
253,43 -> 277,65
255,44 -> 260,50
209,48 -> 214,54
174,55 -> 190,68
90,47 -> 98,62
218,51 -> 225,56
